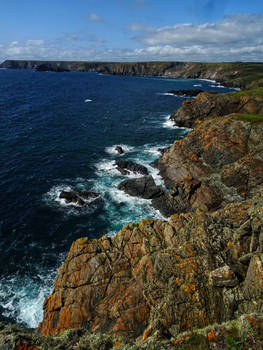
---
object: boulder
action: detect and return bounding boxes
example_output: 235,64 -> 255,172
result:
59,190 -> 100,206
118,175 -> 163,199
115,146 -> 124,154
115,160 -> 148,175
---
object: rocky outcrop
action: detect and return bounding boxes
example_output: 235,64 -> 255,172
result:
167,89 -> 204,96
115,146 -> 124,154
2,315 -> 263,349
115,160 -> 148,176
39,188 -> 263,341
117,175 -> 162,199
170,88 -> 263,128
156,113 -> 263,216
59,190 -> 100,206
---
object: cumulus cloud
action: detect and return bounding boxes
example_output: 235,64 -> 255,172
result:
134,13 -> 263,47
87,13 -> 104,22
1,13 -> 263,62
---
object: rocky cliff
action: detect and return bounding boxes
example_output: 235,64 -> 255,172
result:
2,83 -> 263,349
170,88 -> 263,128
1,60 -> 263,89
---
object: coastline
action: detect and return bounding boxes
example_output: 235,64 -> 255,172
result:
1,67 -> 263,349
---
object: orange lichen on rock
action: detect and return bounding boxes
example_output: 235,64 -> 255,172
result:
16,344 -> 39,350
207,329 -> 216,340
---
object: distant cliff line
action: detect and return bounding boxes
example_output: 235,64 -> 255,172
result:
1,59 -> 263,89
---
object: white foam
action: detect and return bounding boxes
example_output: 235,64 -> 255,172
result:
0,257 -> 64,328
199,78 -> 217,83
95,159 -> 119,176
84,99 -> 92,103
156,92 -> 175,96
105,144 -> 134,155
44,183 -> 101,216
194,84 -> 202,87
210,84 -> 225,88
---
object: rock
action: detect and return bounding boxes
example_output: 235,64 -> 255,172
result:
59,190 -> 100,206
170,89 -> 263,128
117,175 -> 163,199
158,115 -> 263,213
115,146 -> 124,154
40,189 -> 263,339
167,89 -> 204,96
115,160 -> 148,175
36,63 -> 69,72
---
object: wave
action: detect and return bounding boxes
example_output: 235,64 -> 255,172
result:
105,144 -> 134,155
84,99 -> 92,103
199,78 -> 216,83
43,182 -> 102,215
194,84 -> 202,87
0,257 -> 64,327
210,84 -> 225,88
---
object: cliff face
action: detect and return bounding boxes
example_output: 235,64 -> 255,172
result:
170,89 -> 263,128
1,60 -> 263,88
39,190 -> 263,341
37,88 -> 263,344
156,114 -> 263,214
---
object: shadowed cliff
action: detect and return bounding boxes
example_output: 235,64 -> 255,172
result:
1,60 -> 263,89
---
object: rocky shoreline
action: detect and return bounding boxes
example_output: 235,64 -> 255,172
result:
1,82 -> 263,349
1,60 -> 263,89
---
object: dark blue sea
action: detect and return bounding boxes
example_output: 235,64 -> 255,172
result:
0,68 -> 235,327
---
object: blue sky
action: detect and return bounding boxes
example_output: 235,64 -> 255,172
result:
0,0 -> 263,62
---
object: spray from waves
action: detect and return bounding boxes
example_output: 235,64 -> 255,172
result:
105,144 -> 134,156
162,115 -> 191,130
0,254 -> 65,328
43,179 -> 102,216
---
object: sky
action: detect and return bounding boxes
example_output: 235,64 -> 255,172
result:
0,0 -> 263,62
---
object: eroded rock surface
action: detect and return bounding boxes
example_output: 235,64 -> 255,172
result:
170,89 -> 263,128
115,160 -> 148,176
157,115 -> 263,214
40,189 -> 263,339
117,175 -> 163,199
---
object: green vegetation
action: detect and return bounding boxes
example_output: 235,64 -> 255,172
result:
227,88 -> 263,97
231,113 -> 263,123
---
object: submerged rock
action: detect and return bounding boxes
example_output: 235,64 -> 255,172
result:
59,190 -> 100,206
115,160 -> 148,175
118,175 -> 163,199
115,146 -> 124,154
167,89 -> 204,96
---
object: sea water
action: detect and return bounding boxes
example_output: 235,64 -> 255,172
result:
0,69 -> 234,327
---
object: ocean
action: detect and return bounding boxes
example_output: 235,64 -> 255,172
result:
0,68 -> 234,327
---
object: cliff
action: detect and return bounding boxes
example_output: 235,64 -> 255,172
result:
1,60 -> 263,88
170,88 -> 263,128
1,79 -> 263,349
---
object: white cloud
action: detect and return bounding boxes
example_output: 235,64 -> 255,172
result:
1,13 -> 263,62
87,13 -> 104,22
134,13 -> 263,47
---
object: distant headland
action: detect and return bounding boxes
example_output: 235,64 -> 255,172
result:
1,59 -> 263,89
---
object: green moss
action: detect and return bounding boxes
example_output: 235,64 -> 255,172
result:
227,88 -> 263,98
230,113 -> 263,123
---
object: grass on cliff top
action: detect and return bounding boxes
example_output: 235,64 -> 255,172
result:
227,88 -> 263,98
230,113 -> 263,123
